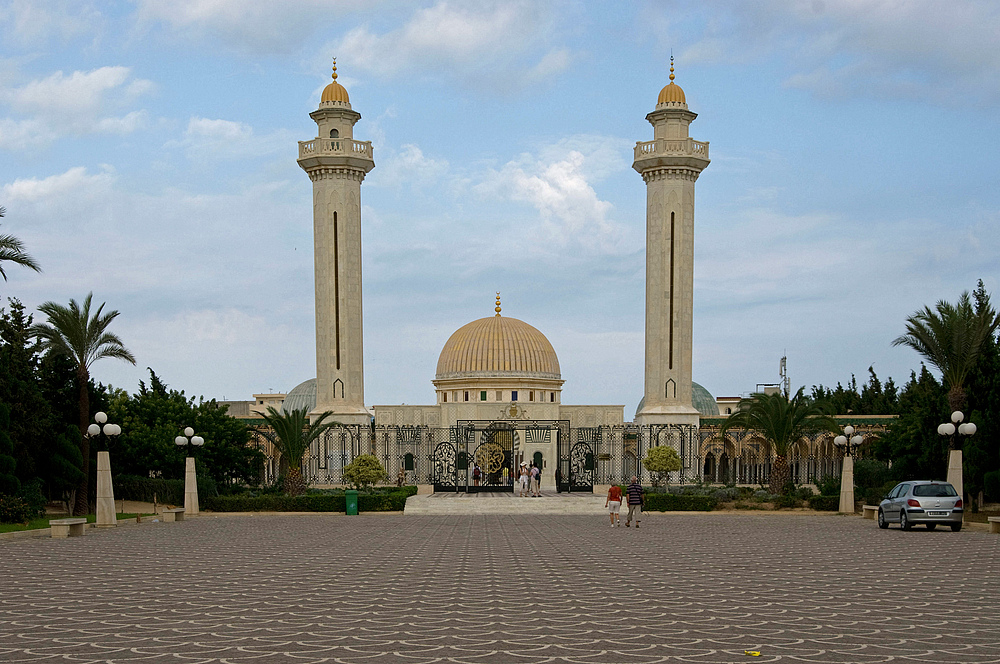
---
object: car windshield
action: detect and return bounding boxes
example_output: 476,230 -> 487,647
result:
913,484 -> 957,497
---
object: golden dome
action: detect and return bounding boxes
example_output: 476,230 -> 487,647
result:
321,59 -> 349,104
436,306 -> 561,379
657,56 -> 686,105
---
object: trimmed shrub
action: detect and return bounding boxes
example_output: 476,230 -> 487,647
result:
773,494 -> 801,509
202,488 -> 415,513
711,486 -> 741,502
642,493 -> 717,511
864,481 -> 897,507
16,479 -> 46,519
0,495 -> 34,523
795,486 -> 815,501
985,471 -> 1000,502
817,475 -> 840,496
809,495 -> 839,511
853,459 -> 896,492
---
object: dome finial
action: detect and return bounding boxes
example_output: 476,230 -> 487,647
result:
332,57 -> 338,82
669,53 -> 675,82
495,292 -> 502,316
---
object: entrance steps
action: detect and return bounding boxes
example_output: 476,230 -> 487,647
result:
404,491 -> 604,515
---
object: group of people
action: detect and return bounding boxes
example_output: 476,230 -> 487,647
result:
517,461 -> 542,497
605,476 -> 644,527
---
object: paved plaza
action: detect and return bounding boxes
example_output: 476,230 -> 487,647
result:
2,510 -> 1000,664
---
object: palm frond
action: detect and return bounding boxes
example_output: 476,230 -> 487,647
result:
257,406 -> 342,468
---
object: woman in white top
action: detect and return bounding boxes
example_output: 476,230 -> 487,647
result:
518,463 -> 530,497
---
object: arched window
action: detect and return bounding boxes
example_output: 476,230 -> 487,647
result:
329,128 -> 339,138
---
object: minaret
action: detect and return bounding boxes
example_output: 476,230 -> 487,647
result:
297,60 -> 375,425
634,58 -> 710,427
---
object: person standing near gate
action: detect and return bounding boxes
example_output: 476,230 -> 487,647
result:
530,463 -> 540,497
605,484 -> 623,527
472,464 -> 481,487
624,476 -> 643,528
518,462 -> 530,497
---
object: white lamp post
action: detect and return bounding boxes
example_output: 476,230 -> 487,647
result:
88,411 -> 122,527
833,426 -> 864,514
938,410 -> 976,505
174,427 -> 205,516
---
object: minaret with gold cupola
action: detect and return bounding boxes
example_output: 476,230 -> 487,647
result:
297,59 -> 375,425
634,58 -> 710,427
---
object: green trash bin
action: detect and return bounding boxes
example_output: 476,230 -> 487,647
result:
345,489 -> 359,516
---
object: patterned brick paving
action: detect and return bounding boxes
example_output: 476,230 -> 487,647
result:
2,513 -> 999,663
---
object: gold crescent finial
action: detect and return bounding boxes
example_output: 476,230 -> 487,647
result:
669,54 -> 675,82
332,57 -> 338,82
495,292 -> 501,316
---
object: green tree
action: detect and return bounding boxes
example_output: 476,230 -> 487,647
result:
962,280 -> 1000,507
257,406 -> 338,495
0,208 -> 42,283
342,454 -> 388,490
107,369 -> 262,487
892,290 -> 1000,415
642,445 -> 682,487
719,387 -> 840,494
0,404 -> 19,495
30,293 -> 136,515
873,365 -> 949,480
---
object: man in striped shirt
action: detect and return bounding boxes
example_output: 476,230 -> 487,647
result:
625,476 -> 644,528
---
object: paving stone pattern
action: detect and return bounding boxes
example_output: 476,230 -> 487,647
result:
2,513 -> 1000,664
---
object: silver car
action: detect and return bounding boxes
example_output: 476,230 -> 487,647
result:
877,481 -> 963,531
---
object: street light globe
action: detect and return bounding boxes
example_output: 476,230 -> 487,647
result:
103,424 -> 114,436
175,435 -> 187,446
851,435 -> 864,447
834,435 -> 847,446
113,424 -> 122,436
951,411 -> 964,424
192,435 -> 204,446
184,427 -> 194,438
844,426 -> 855,436
959,422 -> 977,436
95,411 -> 108,424
940,423 -> 956,436
88,423 -> 100,436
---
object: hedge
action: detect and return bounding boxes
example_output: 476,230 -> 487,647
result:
808,495 -> 840,511
115,474 -> 219,505
202,488 -> 415,513
642,493 -> 717,511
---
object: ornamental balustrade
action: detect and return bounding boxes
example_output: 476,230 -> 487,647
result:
246,421 -> 889,489
298,138 -> 374,160
633,138 -> 710,160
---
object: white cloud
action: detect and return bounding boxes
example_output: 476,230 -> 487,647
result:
0,0 -> 104,47
660,0 -> 1000,106
373,143 -> 450,190
1,166 -> 116,205
163,116 -> 293,166
135,0 -> 374,54
335,1 -> 571,88
474,136 -> 635,255
0,66 -> 153,148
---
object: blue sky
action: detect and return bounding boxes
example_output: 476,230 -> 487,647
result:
1,0 -> 998,415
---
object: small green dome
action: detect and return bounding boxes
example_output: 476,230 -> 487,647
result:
634,381 -> 718,419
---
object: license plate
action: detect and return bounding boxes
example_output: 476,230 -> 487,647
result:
927,511 -> 948,516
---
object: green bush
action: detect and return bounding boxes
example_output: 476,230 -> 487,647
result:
773,494 -> 801,509
642,493 -> 716,511
202,488 -> 416,513
817,475 -> 840,496
808,495 -> 840,511
16,478 -> 46,519
115,475 -> 184,505
0,495 -> 34,523
711,486 -> 740,502
985,471 -> 1000,501
854,459 -> 896,490
864,481 -> 897,507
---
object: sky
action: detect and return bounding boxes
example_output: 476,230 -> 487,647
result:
1,0 -> 998,416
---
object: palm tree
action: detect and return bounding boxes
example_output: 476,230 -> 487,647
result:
892,290 -> 1000,415
257,406 -> 340,496
0,207 -> 42,282
719,387 -> 840,494
30,293 -> 136,515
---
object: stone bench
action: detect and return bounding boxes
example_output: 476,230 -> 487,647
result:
50,518 -> 87,538
162,508 -> 186,522
862,505 -> 878,520
989,517 -> 1000,534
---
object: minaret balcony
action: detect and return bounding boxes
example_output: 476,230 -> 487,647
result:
297,138 -> 375,173
632,138 -> 710,173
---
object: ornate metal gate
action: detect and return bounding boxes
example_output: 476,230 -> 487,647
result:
559,427 -> 595,492
468,423 -> 515,492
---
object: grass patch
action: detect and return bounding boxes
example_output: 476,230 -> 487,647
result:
0,513 -> 154,534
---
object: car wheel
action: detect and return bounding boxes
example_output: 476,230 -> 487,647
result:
877,508 -> 889,529
900,510 -> 912,531
951,522 -> 962,532
926,523 -> 937,531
